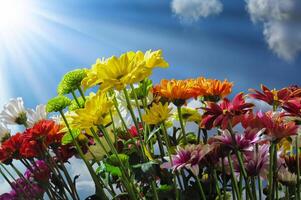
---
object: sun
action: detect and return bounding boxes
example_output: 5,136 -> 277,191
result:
0,0 -> 31,31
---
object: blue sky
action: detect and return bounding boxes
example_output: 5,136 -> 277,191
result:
0,0 -> 300,109
0,0 -> 301,197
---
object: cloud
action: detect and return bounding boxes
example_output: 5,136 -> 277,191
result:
246,0 -> 301,61
171,0 -> 223,23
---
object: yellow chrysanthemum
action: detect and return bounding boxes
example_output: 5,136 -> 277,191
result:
277,137 -> 292,154
71,92 -> 113,129
82,49 -> 168,90
81,58 -> 107,90
142,102 -> 172,125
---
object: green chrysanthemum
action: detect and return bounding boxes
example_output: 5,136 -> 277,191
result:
57,69 -> 87,95
69,97 -> 86,111
46,96 -> 72,113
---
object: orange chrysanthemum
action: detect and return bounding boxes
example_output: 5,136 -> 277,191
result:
193,78 -> 233,101
153,79 -> 198,106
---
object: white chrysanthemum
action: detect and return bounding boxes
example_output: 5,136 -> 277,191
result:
50,114 -> 62,125
0,122 -> 10,143
0,97 -> 27,125
27,104 -> 47,127
278,167 -> 297,186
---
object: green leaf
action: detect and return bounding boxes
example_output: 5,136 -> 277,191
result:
105,163 -> 122,177
146,127 -> 160,143
107,154 -> 129,167
96,161 -> 122,177
61,129 -> 81,145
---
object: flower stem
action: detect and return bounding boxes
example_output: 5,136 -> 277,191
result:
296,134 -> 300,200
99,125 -> 138,200
195,175 -> 206,200
161,123 -> 179,200
177,106 -> 187,144
59,110 -> 108,200
213,169 -> 222,199
123,88 -> 147,160
77,86 -> 86,101
251,177 -> 257,200
227,153 -> 241,200
71,91 -> 81,108
268,142 -> 275,200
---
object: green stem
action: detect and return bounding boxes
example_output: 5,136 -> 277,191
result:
221,158 -> 227,200
161,123 -> 179,200
213,169 -> 222,200
228,124 -> 254,200
99,125 -> 138,200
150,178 -> 159,200
296,134 -> 300,200
77,86 -> 86,101
177,106 -> 187,144
71,90 -> 81,108
269,143 -> 275,200
123,88 -> 146,160
59,110 -> 108,200
251,177 -> 257,200
257,175 -> 262,200
195,175 -> 206,200
227,153 -> 241,200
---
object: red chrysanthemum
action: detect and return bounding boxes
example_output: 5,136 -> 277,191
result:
20,120 -> 62,158
201,93 -> 254,130
0,133 -> 24,163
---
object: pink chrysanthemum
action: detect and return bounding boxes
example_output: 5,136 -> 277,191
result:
208,128 -> 264,152
162,144 -> 212,176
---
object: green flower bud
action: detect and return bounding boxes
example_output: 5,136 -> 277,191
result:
46,96 -> 71,113
57,69 -> 87,95
69,96 -> 85,111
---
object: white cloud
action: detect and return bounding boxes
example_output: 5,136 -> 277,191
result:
246,0 -> 301,61
171,0 -> 223,23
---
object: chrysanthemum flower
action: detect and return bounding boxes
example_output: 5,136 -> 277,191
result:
193,77 -> 233,101
82,49 -> 168,91
249,85 -> 293,106
284,154 -> 301,174
243,144 -> 269,178
10,178 -> 45,199
57,69 -> 87,95
282,98 -> 301,117
162,144 -> 212,176
278,167 -> 297,186
0,133 -> 24,163
257,111 -> 298,141
208,128 -> 264,152
142,102 -> 172,125
20,120 -> 62,158
71,92 -> 113,128
26,104 -> 47,127
0,122 -> 10,143
0,97 -> 27,126
46,96 -> 72,113
277,137 -> 292,154
201,93 -> 254,129
241,111 -> 264,129
25,160 -> 50,183
152,79 -> 198,106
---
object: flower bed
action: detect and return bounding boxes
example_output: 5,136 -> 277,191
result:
0,50 -> 300,200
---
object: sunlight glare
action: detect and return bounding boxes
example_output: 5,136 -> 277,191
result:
0,0 -> 30,31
